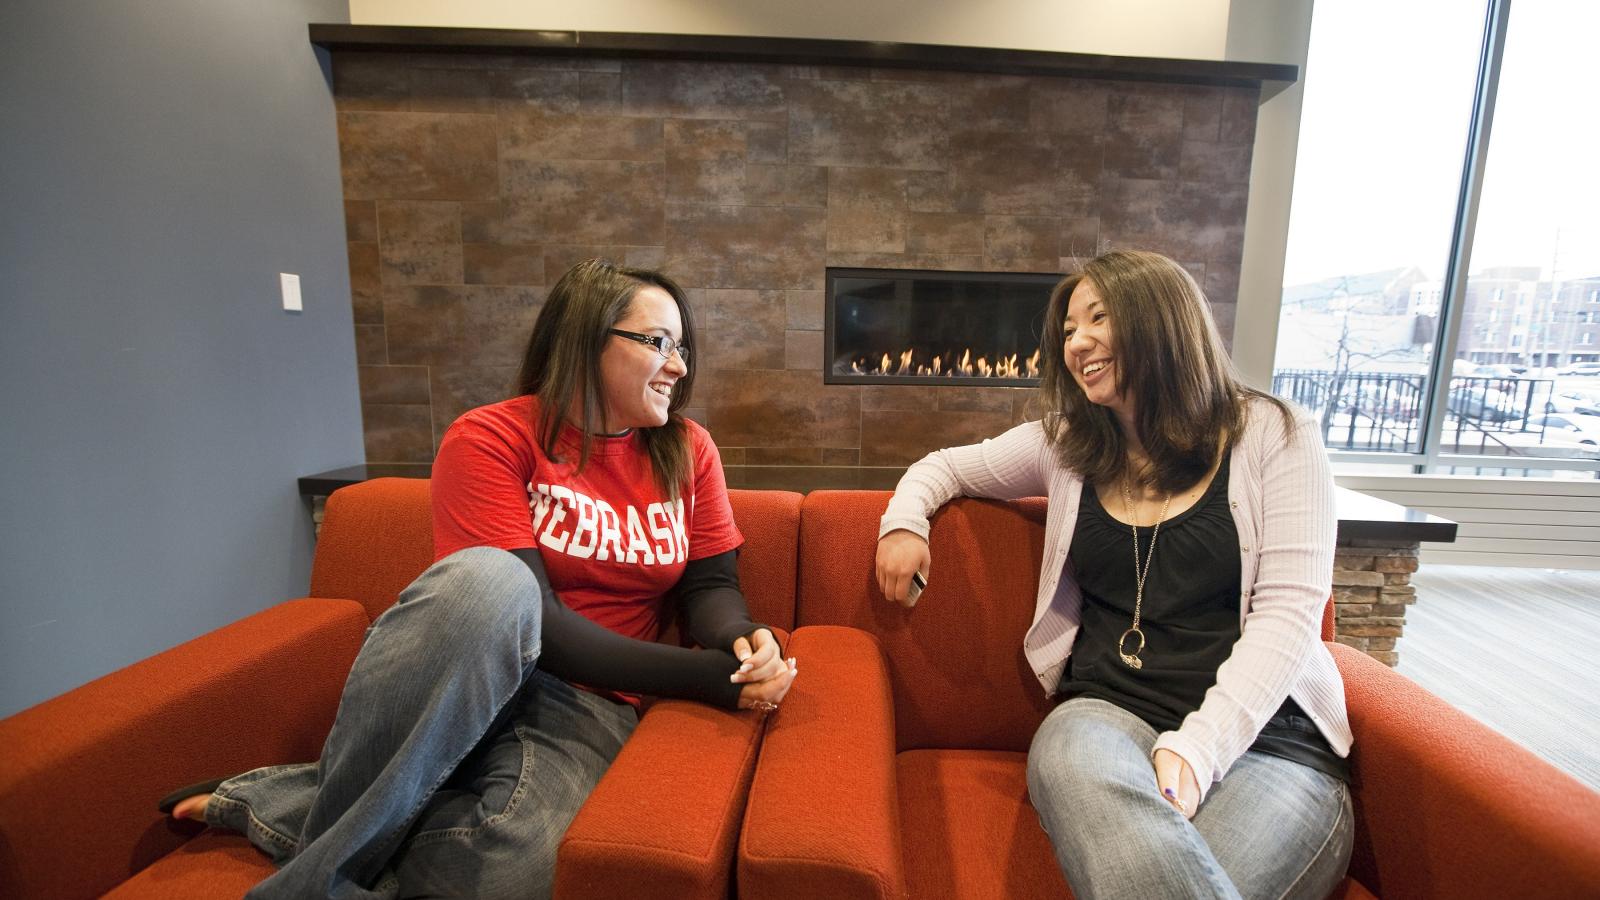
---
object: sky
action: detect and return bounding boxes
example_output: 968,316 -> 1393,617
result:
1281,0 -> 1600,287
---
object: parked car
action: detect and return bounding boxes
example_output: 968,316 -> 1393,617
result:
1507,412 -> 1600,446
1448,384 -> 1518,423
1544,387 -> 1600,416
1481,428 -> 1600,459
1557,361 -> 1600,376
1480,363 -> 1528,378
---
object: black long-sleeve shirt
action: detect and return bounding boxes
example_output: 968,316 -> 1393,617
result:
512,547 -> 772,709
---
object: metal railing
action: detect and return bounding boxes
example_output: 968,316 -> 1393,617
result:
1270,369 -> 1594,460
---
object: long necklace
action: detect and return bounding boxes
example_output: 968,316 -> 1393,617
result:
1118,477 -> 1172,670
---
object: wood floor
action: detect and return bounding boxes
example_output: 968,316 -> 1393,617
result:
1399,565 -> 1600,792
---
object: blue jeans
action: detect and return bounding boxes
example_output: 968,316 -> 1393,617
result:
206,547 -> 639,900
1026,697 -> 1353,900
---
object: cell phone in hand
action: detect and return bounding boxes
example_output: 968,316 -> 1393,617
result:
906,570 -> 927,606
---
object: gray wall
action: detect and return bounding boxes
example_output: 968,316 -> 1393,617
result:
0,0 -> 362,717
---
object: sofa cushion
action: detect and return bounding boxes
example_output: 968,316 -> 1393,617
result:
897,749 -> 1070,900
100,831 -> 275,899
727,489 -> 802,631
310,481 -> 803,631
310,477 -> 435,621
798,491 -> 1052,752
897,750 -> 1376,900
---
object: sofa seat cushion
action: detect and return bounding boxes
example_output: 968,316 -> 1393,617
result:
896,749 -> 1376,900
101,831 -> 273,899
897,749 -> 1071,900
1328,876 -> 1379,899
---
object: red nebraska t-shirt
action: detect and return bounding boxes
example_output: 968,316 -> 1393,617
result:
431,395 -> 743,646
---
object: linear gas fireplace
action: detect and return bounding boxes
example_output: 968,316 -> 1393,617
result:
824,267 -> 1057,387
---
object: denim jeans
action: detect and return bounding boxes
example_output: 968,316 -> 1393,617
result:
206,547 -> 639,900
1026,697 -> 1353,900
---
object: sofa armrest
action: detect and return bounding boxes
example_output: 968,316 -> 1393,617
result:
738,625 -> 905,900
554,701 -> 767,900
1333,642 -> 1600,898
554,626 -> 789,900
0,598 -> 369,900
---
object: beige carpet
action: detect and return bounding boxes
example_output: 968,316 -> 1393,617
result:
1398,564 -> 1600,792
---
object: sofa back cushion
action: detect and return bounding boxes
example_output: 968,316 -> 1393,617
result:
797,490 -> 1054,753
725,489 -> 802,632
311,477 -> 435,622
310,479 -> 801,631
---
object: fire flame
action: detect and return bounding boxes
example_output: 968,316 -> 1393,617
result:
847,347 -> 1041,379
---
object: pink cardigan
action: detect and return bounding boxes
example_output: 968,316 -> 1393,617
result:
880,398 -> 1353,800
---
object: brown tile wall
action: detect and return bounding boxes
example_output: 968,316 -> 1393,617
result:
334,51 -> 1258,464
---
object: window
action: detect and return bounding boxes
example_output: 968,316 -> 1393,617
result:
1451,0 -> 1599,469
1273,0 -> 1600,476
1271,0 -> 1483,455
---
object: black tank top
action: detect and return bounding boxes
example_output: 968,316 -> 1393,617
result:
1062,456 -> 1349,782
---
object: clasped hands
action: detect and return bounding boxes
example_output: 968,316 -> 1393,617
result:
877,529 -> 1202,818
730,627 -> 797,711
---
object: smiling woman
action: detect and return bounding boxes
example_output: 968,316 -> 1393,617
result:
160,259 -> 797,898
876,249 -> 1352,900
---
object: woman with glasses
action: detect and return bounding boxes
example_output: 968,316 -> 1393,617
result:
162,259 -> 796,899
876,250 -> 1353,899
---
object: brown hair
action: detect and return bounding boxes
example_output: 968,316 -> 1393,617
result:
514,258 -> 698,499
1037,249 -> 1291,492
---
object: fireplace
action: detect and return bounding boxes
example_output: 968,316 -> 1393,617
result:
824,267 -> 1058,387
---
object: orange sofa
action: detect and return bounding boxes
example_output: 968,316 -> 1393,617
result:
0,478 -> 802,900
4,480 -> 1598,898
735,491 -> 1600,900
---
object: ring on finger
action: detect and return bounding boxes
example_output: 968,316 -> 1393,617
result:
751,700 -> 779,713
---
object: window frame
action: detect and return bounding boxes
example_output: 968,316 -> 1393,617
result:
1313,0 -> 1600,474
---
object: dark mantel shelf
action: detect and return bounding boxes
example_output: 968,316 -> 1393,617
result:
300,466 -> 1457,545
308,25 -> 1298,88
298,464 -> 431,498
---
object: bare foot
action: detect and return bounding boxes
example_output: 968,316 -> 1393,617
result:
171,793 -> 211,820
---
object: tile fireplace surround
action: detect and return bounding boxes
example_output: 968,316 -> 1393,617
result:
321,26 -> 1295,470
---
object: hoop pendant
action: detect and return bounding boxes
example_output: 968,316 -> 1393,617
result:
1118,627 -> 1146,669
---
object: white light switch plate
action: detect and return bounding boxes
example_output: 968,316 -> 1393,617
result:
280,272 -> 302,312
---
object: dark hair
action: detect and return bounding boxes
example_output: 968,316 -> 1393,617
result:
1037,249 -> 1292,492
514,258 -> 698,499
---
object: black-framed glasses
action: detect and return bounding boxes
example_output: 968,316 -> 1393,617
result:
608,328 -> 690,364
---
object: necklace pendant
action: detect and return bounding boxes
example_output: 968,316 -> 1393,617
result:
1117,627 -> 1146,670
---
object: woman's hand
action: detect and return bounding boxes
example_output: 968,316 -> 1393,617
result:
730,628 -> 785,685
876,529 -> 931,607
733,627 -> 797,711
737,656 -> 798,711
1153,748 -> 1200,820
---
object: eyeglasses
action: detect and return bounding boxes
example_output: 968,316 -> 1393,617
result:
608,328 -> 690,365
